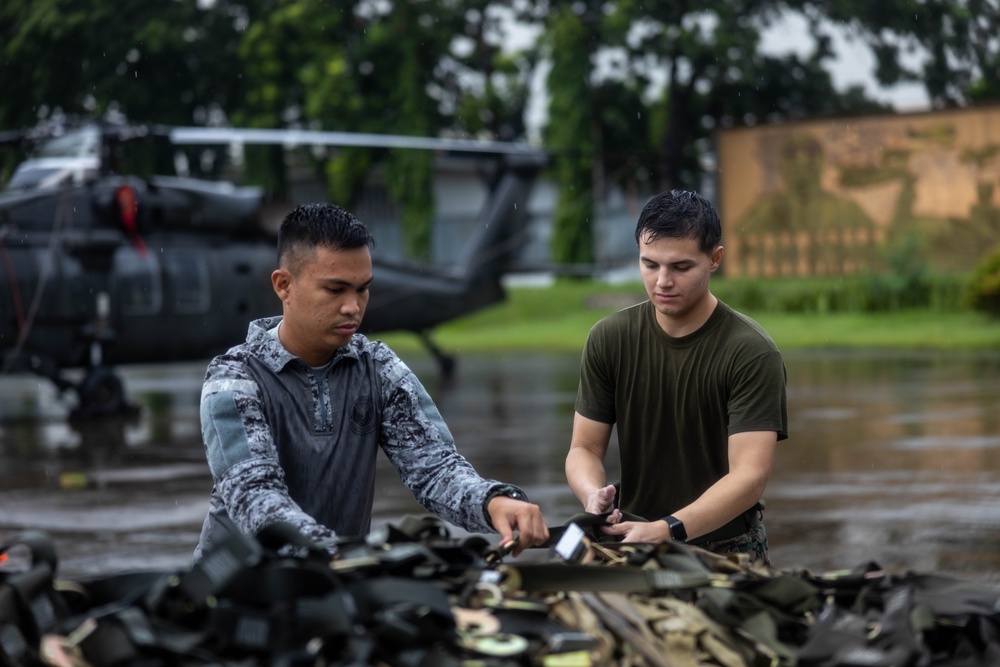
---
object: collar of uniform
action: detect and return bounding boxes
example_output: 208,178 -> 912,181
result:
247,316 -> 362,372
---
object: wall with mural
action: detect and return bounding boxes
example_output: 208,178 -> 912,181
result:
717,106 -> 1000,277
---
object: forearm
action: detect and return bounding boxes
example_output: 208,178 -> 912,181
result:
668,429 -> 776,540
396,448 -> 500,534
217,459 -> 340,548
671,468 -> 768,541
565,446 -> 608,506
565,412 -> 615,511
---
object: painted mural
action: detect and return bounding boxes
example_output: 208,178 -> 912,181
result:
717,106 -> 1000,277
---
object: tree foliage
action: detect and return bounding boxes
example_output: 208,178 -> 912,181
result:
3,0 -> 998,266
800,0 -> 1000,107
0,0 -> 256,129
965,243 -> 1000,317
542,5 -> 597,267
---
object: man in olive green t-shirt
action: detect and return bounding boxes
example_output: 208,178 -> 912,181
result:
566,190 -> 788,564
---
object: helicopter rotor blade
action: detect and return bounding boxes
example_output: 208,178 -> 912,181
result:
168,127 -> 544,157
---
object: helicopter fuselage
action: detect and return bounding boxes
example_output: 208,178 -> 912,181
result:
0,175 -> 278,376
0,123 -> 544,417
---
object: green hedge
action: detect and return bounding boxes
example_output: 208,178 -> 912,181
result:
712,274 -> 968,314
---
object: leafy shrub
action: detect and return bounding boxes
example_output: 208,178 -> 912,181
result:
714,274 -> 966,314
965,245 -> 1000,317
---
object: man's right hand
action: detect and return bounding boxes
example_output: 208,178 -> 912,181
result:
585,484 -> 622,522
486,496 -> 550,556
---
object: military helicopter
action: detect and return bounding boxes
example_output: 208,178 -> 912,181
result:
0,121 -> 547,419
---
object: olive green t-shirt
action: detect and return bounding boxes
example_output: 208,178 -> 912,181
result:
575,299 -> 788,522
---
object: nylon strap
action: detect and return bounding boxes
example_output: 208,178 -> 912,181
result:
501,563 -> 719,594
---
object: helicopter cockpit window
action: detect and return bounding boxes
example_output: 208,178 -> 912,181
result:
6,167 -> 66,189
163,250 -> 211,314
6,126 -> 102,190
35,126 -> 101,159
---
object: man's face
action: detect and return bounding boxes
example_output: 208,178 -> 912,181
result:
271,244 -> 373,366
638,233 -> 722,326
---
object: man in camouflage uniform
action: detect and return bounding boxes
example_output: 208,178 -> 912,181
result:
194,203 -> 548,561
566,191 -> 787,564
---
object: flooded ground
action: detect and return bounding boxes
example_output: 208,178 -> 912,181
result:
2,348 -> 999,583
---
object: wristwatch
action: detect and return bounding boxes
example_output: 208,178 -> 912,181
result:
485,487 -> 526,503
662,515 -> 687,542
484,486 -> 527,510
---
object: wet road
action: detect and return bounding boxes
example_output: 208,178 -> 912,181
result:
2,348 -> 999,582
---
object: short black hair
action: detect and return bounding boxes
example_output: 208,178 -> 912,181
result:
634,190 -> 721,254
277,203 -> 375,267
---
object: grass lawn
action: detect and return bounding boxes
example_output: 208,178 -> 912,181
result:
376,279 -> 1000,355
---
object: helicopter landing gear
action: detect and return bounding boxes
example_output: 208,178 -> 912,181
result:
69,365 -> 139,421
418,331 -> 456,379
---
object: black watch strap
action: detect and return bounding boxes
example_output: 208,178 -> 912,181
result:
662,515 -> 687,542
485,486 -> 526,504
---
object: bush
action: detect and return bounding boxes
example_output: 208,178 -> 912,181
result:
713,274 -> 967,315
965,245 -> 1000,317
713,233 -> 971,314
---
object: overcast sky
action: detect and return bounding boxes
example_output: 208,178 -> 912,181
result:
759,11 -> 930,112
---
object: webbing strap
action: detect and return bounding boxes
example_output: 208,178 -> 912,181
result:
904,572 -> 1000,618
0,586 -> 31,664
503,563 -> 717,594
0,530 -> 68,664
220,562 -> 341,605
578,592 -> 676,667
737,610 -> 795,665
741,574 -> 823,618
544,504 -> 764,550
164,526 -> 262,610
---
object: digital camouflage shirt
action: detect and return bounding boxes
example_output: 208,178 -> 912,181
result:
194,316 -> 521,560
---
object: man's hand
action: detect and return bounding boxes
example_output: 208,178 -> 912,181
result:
584,484 -> 622,523
486,496 -> 549,556
599,519 -> 670,543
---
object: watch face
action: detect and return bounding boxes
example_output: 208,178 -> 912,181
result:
666,517 -> 687,542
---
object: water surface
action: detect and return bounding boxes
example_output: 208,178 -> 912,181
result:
1,349 -> 998,582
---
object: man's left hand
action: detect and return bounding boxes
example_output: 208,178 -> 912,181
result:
487,496 -> 550,556
599,519 -> 670,543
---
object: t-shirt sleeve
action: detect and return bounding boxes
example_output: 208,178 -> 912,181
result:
727,348 -> 788,441
575,323 -> 617,424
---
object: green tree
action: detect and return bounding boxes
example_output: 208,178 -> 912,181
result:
235,1 -> 356,202
246,1 -> 517,261
0,0 -> 257,129
518,0 -> 887,265
542,5 -> 598,267
2,0 -> 533,263
448,5 -> 538,141
603,1 -> 890,191
806,0 -> 1000,106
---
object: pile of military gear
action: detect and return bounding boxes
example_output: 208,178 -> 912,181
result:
3,515 -> 999,666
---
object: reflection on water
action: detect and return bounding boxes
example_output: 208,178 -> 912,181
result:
770,350 -> 1000,580
1,349 -> 999,582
